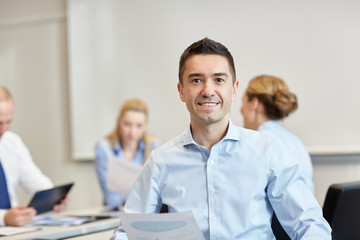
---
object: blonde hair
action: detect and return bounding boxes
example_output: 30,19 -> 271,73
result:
107,98 -> 155,161
245,75 -> 298,120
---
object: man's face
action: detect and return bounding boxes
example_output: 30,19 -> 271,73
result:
177,54 -> 238,126
0,100 -> 13,138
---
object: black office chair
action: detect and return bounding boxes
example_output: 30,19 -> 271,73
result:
160,204 -> 168,213
323,181 -> 360,240
271,213 -> 291,240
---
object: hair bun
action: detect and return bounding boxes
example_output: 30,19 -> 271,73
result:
274,90 -> 298,118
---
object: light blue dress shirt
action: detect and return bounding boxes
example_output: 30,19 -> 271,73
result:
258,120 -> 315,193
95,138 -> 162,210
120,121 -> 331,240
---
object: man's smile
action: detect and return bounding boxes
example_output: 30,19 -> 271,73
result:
198,102 -> 218,107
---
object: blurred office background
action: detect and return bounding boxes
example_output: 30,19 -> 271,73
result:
0,0 -> 359,210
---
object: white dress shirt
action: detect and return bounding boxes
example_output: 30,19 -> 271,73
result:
0,131 -> 53,226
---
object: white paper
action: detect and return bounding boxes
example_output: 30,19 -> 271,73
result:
32,215 -> 93,226
107,156 -> 143,197
118,211 -> 205,240
0,226 -> 40,236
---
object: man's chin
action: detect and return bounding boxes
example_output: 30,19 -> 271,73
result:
198,116 -> 222,124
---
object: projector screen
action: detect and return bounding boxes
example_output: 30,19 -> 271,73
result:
67,0 -> 360,160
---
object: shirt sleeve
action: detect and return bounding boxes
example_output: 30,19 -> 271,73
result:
94,141 -> 121,209
17,138 -> 53,196
0,209 -> 7,226
266,141 -> 331,239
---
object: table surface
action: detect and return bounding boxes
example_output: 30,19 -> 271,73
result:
67,229 -> 115,240
0,207 -> 121,240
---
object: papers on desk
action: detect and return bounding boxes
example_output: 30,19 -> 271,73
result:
118,211 -> 205,240
32,215 -> 93,226
107,156 -> 143,196
0,226 -> 40,236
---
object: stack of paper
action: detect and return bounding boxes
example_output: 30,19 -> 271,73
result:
32,215 -> 93,226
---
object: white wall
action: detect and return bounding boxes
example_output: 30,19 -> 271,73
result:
67,0 -> 360,160
0,0 -> 359,210
313,154 -> 360,206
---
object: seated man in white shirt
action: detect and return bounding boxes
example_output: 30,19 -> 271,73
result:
0,86 -> 67,226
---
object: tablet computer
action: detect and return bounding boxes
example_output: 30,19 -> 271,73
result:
28,182 -> 74,214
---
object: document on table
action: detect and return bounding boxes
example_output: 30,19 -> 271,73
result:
32,215 -> 93,226
118,211 -> 205,240
107,156 -> 143,196
0,226 -> 40,236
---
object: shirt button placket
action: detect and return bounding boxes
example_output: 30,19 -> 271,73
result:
207,146 -> 220,239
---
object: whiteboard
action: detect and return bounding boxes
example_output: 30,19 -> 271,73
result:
67,0 -> 360,160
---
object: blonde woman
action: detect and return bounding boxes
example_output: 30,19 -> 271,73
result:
95,99 -> 162,210
240,75 -> 314,193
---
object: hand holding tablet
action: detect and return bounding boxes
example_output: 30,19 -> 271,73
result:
28,183 -> 74,215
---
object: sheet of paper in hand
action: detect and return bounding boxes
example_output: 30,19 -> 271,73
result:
107,156 -> 143,196
118,211 -> 205,240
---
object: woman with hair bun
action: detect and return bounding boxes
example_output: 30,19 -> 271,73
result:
240,75 -> 314,193
240,75 -> 315,240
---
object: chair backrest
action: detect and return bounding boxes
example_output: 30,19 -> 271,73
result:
323,181 -> 360,240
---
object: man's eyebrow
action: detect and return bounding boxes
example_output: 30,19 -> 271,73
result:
187,73 -> 203,78
213,72 -> 228,77
187,72 -> 228,78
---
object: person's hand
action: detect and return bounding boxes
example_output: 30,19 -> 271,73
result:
52,194 -> 70,212
4,205 -> 36,226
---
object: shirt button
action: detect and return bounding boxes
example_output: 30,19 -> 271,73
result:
211,187 -> 215,192
210,160 -> 214,164
213,216 -> 217,221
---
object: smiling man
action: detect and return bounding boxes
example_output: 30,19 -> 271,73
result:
114,38 -> 331,239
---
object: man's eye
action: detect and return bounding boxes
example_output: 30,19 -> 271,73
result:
192,78 -> 201,83
216,78 -> 224,83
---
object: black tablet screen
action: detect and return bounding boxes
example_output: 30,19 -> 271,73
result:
28,183 -> 74,214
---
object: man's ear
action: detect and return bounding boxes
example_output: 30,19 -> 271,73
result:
177,82 -> 186,102
232,80 -> 239,101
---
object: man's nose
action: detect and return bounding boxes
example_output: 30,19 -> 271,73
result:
201,80 -> 215,97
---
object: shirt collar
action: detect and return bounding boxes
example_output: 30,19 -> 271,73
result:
183,119 -> 239,147
258,120 -> 280,131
